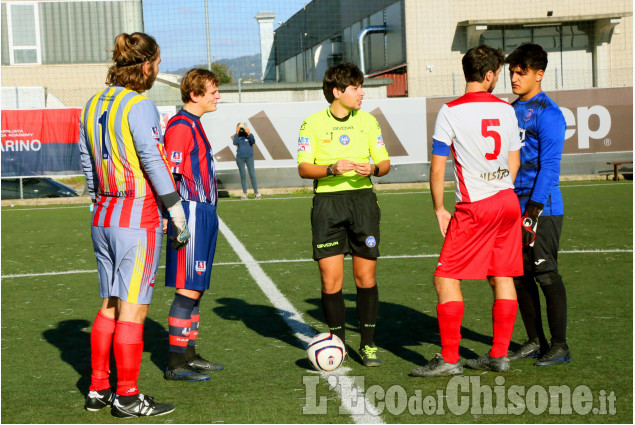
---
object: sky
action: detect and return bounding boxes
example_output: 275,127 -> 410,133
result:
142,0 -> 309,73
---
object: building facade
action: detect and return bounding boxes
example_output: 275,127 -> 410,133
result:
270,0 -> 633,97
1,0 -> 143,108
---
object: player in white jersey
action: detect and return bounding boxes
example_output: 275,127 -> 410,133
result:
434,94 -> 520,203
410,45 -> 523,378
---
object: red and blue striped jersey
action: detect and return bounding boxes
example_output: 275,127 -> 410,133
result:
164,109 -> 218,205
79,86 -> 177,229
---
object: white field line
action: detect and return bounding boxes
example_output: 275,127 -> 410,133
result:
2,181 -> 630,212
217,217 -> 384,424
1,249 -> 631,279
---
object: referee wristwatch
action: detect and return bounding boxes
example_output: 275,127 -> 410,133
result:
326,164 -> 334,176
373,164 -> 380,176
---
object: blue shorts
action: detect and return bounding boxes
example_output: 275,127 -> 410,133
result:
91,226 -> 162,305
165,201 -> 218,291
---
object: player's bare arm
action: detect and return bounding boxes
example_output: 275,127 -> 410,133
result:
430,154 -> 451,237
508,149 -> 521,182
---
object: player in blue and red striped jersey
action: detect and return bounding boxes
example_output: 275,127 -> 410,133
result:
162,69 -> 224,381
79,32 -> 190,417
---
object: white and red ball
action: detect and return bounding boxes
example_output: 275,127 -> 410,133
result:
306,333 -> 345,371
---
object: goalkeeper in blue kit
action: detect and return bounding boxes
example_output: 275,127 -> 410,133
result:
505,43 -> 570,366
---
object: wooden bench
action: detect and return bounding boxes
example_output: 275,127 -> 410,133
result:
605,161 -> 634,181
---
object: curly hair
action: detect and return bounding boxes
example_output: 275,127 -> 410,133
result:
106,33 -> 160,93
505,43 -> 548,72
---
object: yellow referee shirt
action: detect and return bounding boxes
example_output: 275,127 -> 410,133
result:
297,108 -> 390,193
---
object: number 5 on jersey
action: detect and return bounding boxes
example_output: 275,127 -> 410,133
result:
481,119 -> 501,160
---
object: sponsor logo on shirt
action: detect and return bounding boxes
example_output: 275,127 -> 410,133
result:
298,137 -> 311,152
480,167 -> 510,181
376,135 -> 385,148
195,261 -> 206,275
171,151 -> 183,164
524,109 -> 534,121
151,126 -> 160,141
322,139 -> 330,143
365,236 -> 377,248
339,135 -> 350,145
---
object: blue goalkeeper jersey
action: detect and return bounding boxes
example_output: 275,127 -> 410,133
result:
512,91 -> 566,216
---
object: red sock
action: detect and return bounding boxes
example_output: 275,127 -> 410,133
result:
113,321 -> 144,396
490,299 -> 518,358
437,301 -> 464,364
89,311 -> 115,391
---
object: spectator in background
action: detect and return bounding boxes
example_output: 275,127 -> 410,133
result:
233,122 -> 261,199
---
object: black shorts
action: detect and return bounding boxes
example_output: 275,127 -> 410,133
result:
523,215 -> 563,274
311,189 -> 381,260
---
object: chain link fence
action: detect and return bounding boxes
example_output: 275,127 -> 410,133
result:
1,0 -> 632,198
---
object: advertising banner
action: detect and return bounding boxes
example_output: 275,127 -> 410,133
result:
425,87 -> 633,158
199,98 -> 429,171
0,87 -> 631,178
1,108 -> 82,177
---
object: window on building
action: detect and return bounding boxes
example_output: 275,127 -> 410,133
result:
481,22 -> 593,90
6,2 -> 41,65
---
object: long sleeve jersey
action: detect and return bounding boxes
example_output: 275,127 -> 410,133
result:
79,86 -> 177,229
512,91 -> 566,216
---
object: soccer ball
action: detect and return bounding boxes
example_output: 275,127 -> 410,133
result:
306,333 -> 345,371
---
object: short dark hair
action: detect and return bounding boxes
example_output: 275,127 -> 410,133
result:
505,43 -> 548,71
180,68 -> 220,104
462,45 -> 505,83
322,63 -> 364,103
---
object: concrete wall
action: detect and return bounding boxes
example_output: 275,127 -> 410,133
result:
404,0 -> 633,97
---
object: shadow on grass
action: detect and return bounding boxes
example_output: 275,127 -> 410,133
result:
43,317 -> 169,396
213,297 -> 308,351
304,294 -> 500,366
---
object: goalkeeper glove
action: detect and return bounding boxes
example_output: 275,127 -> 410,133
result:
521,200 -> 544,247
167,200 -> 190,250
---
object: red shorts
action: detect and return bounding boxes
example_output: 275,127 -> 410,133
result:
435,189 -> 523,280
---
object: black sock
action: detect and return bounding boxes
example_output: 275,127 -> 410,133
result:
168,293 -> 196,368
168,351 -> 188,370
514,276 -> 548,348
356,285 -> 378,349
537,272 -> 567,346
187,295 -> 202,359
321,290 -> 346,345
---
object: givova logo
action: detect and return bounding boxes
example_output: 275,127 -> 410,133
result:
316,241 -> 339,249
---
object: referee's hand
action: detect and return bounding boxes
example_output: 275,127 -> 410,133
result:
333,160 -> 356,175
353,162 -> 374,176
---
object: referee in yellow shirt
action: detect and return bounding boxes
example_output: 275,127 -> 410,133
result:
297,63 -> 390,366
